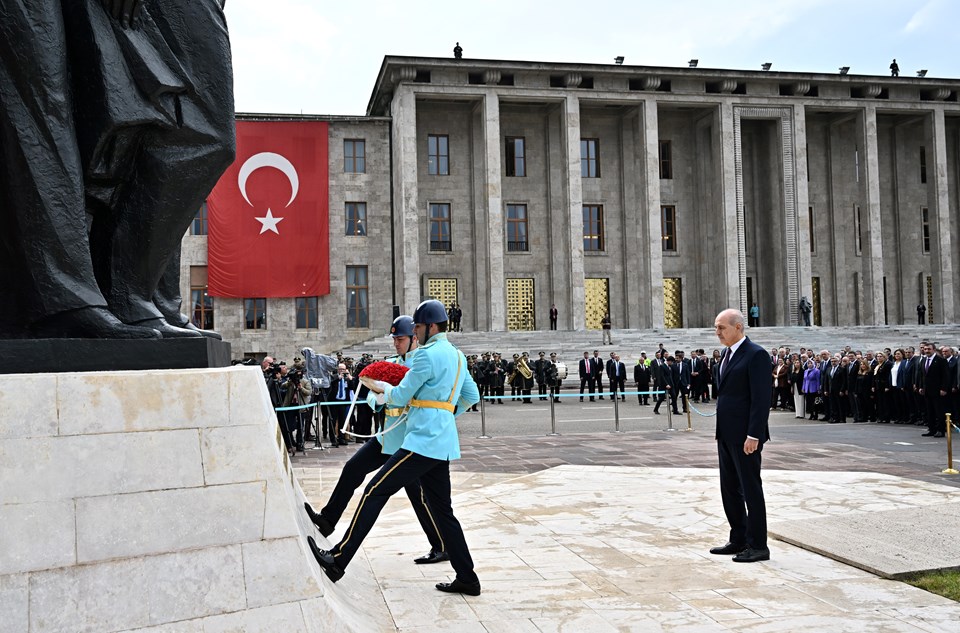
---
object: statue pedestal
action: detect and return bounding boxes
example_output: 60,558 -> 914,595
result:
0,337 -> 231,374
0,366 -> 390,632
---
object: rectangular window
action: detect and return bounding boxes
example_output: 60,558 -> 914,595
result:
660,205 -> 676,252
580,138 -> 600,178
854,204 -> 863,255
243,298 -> 266,330
659,140 -> 673,179
191,202 -> 208,235
505,137 -> 526,177
429,203 -> 451,251
506,204 -> 528,252
346,266 -> 369,328
296,296 -> 319,329
344,139 -> 365,173
582,205 -> 604,251
920,146 -> 927,184
427,134 -> 449,175
190,266 -> 212,330
345,202 -> 367,236
921,207 -> 930,253
808,206 -> 815,253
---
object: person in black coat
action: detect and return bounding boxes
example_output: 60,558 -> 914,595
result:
918,342 -> 948,437
634,355 -> 651,405
709,309 -> 772,563
578,352 -> 594,402
651,352 -> 676,414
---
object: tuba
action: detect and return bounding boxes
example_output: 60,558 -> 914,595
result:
517,356 -> 533,380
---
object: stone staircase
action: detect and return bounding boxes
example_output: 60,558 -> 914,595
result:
342,324 -> 960,363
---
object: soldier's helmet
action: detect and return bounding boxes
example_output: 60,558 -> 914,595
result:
413,299 -> 448,325
390,315 -> 415,338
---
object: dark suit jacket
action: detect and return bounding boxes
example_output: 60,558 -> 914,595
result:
920,355 -> 948,395
716,337 -> 771,443
591,357 -> 604,379
579,358 -> 591,379
824,364 -> 847,395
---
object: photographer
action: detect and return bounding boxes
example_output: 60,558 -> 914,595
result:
281,357 -> 312,453
326,362 -> 354,447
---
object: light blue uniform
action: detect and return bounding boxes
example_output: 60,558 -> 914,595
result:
382,333 -> 480,461
368,350 -> 417,455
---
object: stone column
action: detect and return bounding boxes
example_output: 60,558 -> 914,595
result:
482,91 -> 506,331
860,105 -> 886,325
641,98 -> 664,328
391,86 -> 420,314
562,94 -> 586,330
718,102 -> 743,312
928,106 -> 955,322
792,104 -> 813,318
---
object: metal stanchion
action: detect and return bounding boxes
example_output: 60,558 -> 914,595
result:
478,394 -> 491,439
665,391 -> 675,431
684,394 -> 693,432
944,413 -> 958,475
612,391 -> 623,433
547,388 -> 560,436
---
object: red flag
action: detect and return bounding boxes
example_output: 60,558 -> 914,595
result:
207,121 -> 329,298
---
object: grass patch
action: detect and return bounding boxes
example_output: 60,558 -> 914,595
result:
903,569 -> 960,602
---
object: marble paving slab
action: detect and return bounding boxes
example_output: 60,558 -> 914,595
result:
305,466 -> 960,632
770,501 -> 960,578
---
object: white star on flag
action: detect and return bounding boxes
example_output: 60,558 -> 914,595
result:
255,208 -> 284,235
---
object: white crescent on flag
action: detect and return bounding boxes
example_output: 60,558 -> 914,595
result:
238,152 -> 300,208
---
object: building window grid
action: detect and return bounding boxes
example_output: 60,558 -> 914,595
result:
505,137 -> 526,177
921,207 -> 931,253
345,201 -> 367,236
191,286 -> 213,330
429,203 -> 451,251
920,146 -> 927,184
660,205 -> 676,252
344,139 -> 365,173
582,205 -> 604,251
506,204 -> 528,252
580,138 -> 600,178
659,140 -> 673,179
296,296 -> 319,329
346,266 -> 369,328
191,202 -> 208,236
243,298 -> 267,330
427,134 -> 449,175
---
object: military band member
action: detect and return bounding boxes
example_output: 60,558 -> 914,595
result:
508,353 -> 521,401
490,352 -> 507,404
304,315 -> 447,564
308,300 -> 482,595
548,352 -> 562,403
534,351 -> 550,401
519,351 -> 535,403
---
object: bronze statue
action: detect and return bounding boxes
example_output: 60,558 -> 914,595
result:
0,0 -> 235,339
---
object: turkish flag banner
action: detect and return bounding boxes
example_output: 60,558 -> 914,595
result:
207,120 -> 329,298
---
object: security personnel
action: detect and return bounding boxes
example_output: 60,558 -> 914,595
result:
303,316 -> 448,565
308,300 -> 482,596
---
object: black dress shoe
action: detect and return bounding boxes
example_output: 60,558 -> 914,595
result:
307,536 -> 344,582
435,578 -> 481,596
304,503 -> 334,537
414,550 -> 449,565
921,431 -> 936,437
709,542 -> 747,555
733,547 -> 770,563
934,432 -> 945,438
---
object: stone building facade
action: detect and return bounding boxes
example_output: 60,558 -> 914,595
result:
181,57 -> 960,359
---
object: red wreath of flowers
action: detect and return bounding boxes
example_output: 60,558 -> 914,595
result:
359,361 -> 410,386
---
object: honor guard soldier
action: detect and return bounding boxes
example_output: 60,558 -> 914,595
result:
304,315 -> 447,565
308,300 -> 482,595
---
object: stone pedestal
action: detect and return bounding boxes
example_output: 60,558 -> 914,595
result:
0,366 -> 383,632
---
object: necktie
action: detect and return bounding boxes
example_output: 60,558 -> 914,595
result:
926,357 -> 932,372
721,349 -> 730,379
337,378 -> 345,400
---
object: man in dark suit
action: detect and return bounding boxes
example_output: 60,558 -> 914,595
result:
592,350 -> 606,400
635,353 -> 651,405
676,351 -> 691,412
709,309 -> 771,563
606,353 -> 626,401
919,342 -> 948,438
578,352 -> 595,402
824,355 -> 847,423
652,352 -> 676,414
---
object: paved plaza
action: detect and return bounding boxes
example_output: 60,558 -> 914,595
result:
294,404 -> 960,632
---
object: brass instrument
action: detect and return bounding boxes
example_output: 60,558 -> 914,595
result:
517,356 -> 533,380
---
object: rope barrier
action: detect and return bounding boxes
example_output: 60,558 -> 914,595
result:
687,401 -> 717,418
480,390 -> 665,401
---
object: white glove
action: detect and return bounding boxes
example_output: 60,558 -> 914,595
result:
375,392 -> 386,405
365,392 -> 379,410
373,379 -> 389,392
